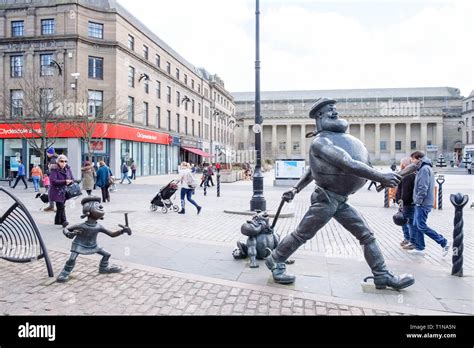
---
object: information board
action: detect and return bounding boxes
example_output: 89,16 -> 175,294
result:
275,160 -> 306,179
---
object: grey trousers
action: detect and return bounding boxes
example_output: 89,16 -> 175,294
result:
272,186 -> 387,276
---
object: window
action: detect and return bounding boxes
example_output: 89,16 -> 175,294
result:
128,97 -> 135,122
156,106 -> 161,128
88,90 -> 103,117
395,141 -> 402,151
128,66 -> 135,87
167,86 -> 171,103
205,125 -> 209,139
192,99 -> 195,113
198,103 -> 201,116
184,116 -> 188,135
10,56 -> 23,77
427,140 -> 432,146
238,142 -> 244,150
184,98 -> 188,111
166,61 -> 171,74
88,56 -> 103,79
198,121 -> 201,137
144,79 -> 149,94
156,54 -> 161,68
177,114 -> 180,133
192,119 -> 195,136
411,141 -> 417,150
128,35 -> 135,50
176,91 -> 180,107
143,102 -> 149,126
292,142 -> 300,152
380,141 -> 387,151
279,142 -> 286,151
191,79 -> 195,89
184,74 -> 187,85
156,81 -> 161,99
40,54 -> 53,76
41,19 -> 55,35
11,21 -> 24,37
40,89 -> 54,115
167,110 -> 171,131
176,68 -> 180,80
143,45 -> 149,60
11,90 -> 23,117
88,22 -> 103,39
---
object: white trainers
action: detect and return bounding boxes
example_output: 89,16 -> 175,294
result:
407,249 -> 425,256
442,241 -> 450,257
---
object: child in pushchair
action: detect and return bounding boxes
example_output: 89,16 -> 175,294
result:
150,180 -> 180,213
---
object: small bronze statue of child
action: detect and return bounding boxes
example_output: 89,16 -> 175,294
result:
57,196 -> 132,283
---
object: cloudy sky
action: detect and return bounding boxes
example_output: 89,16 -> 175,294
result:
118,0 -> 473,96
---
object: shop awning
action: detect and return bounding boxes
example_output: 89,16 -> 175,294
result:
182,147 -> 211,157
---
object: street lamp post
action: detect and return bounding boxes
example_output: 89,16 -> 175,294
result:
250,0 -> 266,212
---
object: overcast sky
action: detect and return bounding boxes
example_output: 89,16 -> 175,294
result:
118,0 -> 473,97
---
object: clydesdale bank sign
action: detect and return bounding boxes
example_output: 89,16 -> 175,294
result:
0,123 -> 172,145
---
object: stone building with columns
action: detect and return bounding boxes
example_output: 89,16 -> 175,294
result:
233,87 -> 463,164
461,90 -> 474,159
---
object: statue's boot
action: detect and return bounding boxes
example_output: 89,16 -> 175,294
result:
232,241 -> 248,259
264,252 -> 295,285
56,259 -> 75,283
363,240 -> 415,290
99,265 -> 122,274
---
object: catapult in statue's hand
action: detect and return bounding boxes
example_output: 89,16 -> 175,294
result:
380,172 -> 401,188
119,224 -> 132,236
282,188 -> 298,203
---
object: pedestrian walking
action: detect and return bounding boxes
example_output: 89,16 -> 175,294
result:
43,147 -> 58,212
408,151 -> 450,257
12,160 -> 28,190
130,161 -> 137,180
81,161 -> 95,195
96,161 -> 112,203
177,162 -> 202,215
467,162 -> 472,175
49,154 -> 75,227
120,162 -> 132,184
42,173 -> 50,193
395,158 -> 416,249
200,164 -> 210,188
207,165 -> 215,186
216,162 -> 221,174
30,164 -> 43,193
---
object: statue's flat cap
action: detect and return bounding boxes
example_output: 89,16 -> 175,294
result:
309,98 -> 337,118
81,196 -> 101,205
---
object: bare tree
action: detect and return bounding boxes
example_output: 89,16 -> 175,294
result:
0,71 -> 73,169
68,91 -> 127,163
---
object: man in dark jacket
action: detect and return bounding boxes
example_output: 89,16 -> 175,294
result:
408,151 -> 449,257
395,158 -> 416,248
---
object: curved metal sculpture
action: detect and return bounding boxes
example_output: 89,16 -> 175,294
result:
0,187 -> 54,277
450,193 -> 468,277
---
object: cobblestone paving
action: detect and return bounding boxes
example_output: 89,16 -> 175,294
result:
0,251 -> 408,316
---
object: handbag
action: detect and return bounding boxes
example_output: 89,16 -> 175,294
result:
65,182 -> 82,200
392,200 -> 408,226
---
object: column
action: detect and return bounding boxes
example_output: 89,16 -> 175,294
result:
436,122 -> 443,153
390,123 -> 396,159
420,123 -> 427,153
360,123 -> 365,144
300,124 -> 306,158
405,123 -> 411,157
375,123 -> 381,160
243,123 -> 249,148
286,125 -> 292,158
272,125 -> 277,157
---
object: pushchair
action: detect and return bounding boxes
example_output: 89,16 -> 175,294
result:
150,180 -> 180,213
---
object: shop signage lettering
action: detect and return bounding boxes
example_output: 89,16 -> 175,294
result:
0,128 -> 42,135
137,131 -> 157,141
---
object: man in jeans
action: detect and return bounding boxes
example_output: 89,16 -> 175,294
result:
408,151 -> 450,257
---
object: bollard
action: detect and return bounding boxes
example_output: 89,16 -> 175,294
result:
204,181 -> 207,196
450,193 -> 469,277
217,173 -> 221,197
436,175 -> 445,210
384,187 -> 389,208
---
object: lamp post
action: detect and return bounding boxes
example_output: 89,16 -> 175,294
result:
71,72 -> 80,118
250,0 -> 266,212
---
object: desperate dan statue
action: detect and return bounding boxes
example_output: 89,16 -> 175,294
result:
265,98 -> 415,290
56,196 -> 131,283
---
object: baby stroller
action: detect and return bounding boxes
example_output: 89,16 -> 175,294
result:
150,180 -> 180,213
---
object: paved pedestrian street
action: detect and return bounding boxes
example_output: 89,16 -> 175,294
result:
1,169 -> 473,316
